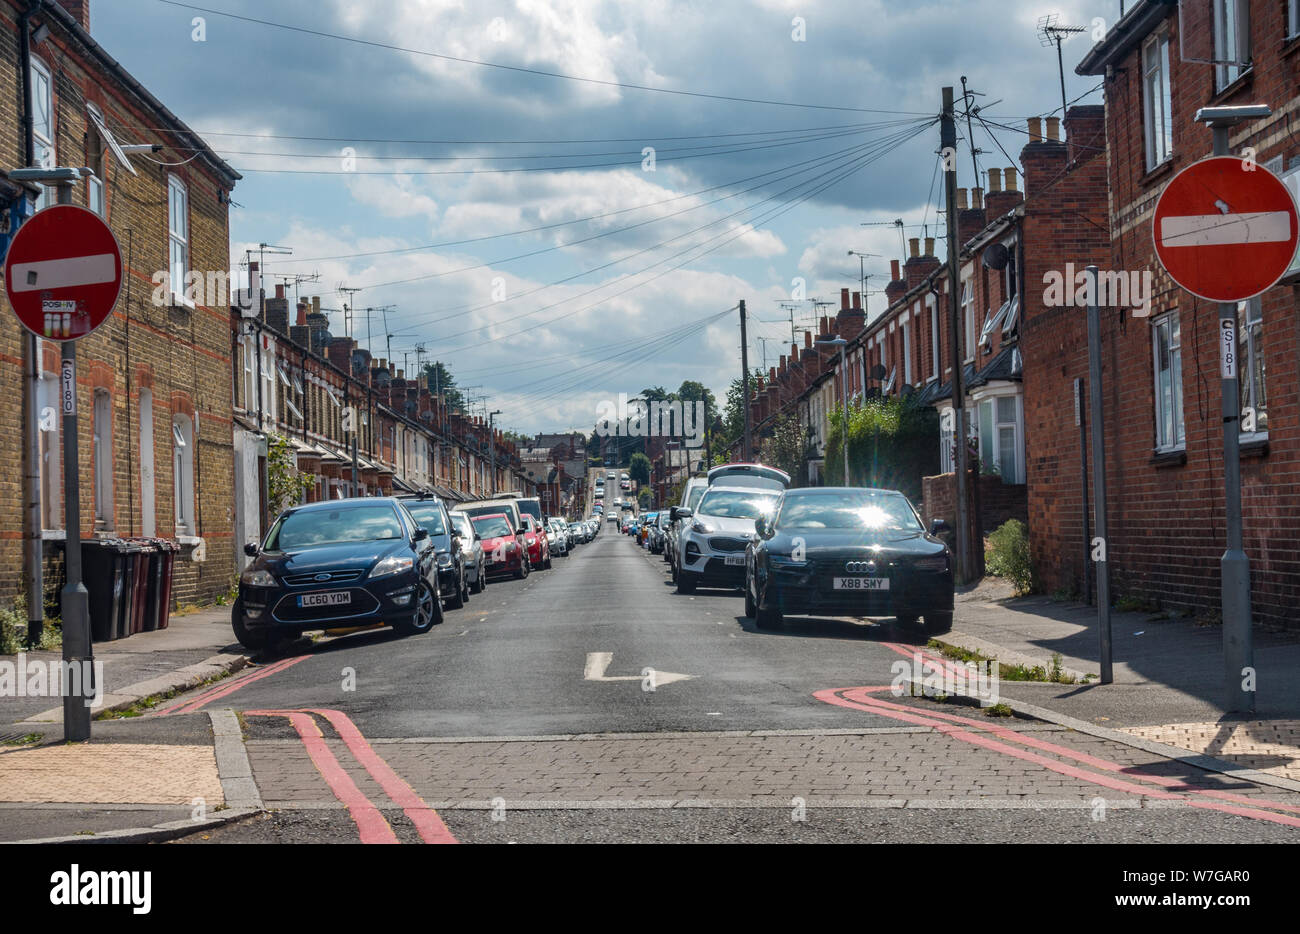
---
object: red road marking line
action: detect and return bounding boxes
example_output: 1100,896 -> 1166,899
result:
815,683 -> 1300,829
247,710 -> 399,844
160,655 -> 309,716
306,708 -> 458,845
876,643 -> 1300,815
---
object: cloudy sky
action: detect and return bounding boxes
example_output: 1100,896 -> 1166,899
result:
98,0 -> 1118,435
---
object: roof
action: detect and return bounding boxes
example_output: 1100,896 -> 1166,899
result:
968,344 -> 1023,389
1075,1 -> 1173,76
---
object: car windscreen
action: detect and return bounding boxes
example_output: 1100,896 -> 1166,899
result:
686,485 -> 706,510
516,499 -> 542,522
471,515 -> 512,538
269,504 -> 405,550
402,502 -> 447,535
776,491 -> 922,532
697,489 -> 780,520
450,513 -> 474,538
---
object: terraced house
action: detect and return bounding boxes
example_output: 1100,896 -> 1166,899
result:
0,0 -> 240,616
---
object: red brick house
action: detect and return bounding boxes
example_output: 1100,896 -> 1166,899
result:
1062,0 -> 1300,625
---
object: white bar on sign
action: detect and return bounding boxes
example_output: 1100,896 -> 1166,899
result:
1160,211 -> 1292,248
10,253 -> 116,292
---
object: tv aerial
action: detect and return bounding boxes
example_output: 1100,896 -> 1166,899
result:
1037,14 -> 1088,122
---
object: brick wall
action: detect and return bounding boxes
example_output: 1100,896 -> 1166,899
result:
0,2 -> 239,610
923,471 -> 1028,535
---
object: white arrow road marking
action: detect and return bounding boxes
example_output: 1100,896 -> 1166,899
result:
1160,211 -> 1292,248
583,651 -> 693,686
10,253 -> 116,291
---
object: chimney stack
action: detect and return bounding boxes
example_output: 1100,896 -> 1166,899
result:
985,165 -> 1024,217
885,258 -> 908,306
905,237 -> 940,291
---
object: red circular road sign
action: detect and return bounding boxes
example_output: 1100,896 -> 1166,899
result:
1152,156 -> 1299,303
4,204 -> 123,341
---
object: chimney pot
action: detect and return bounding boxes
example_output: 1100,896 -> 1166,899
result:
987,168 -> 1002,193
1004,167 -> 1019,192
1028,117 -> 1043,143
956,188 -> 969,211
275,284 -> 286,299
890,259 -> 901,281
970,188 -> 983,209
1045,116 -> 1061,142
840,287 -> 850,310
924,236 -> 935,256
804,330 -> 812,349
908,237 -> 920,259
852,291 -> 862,310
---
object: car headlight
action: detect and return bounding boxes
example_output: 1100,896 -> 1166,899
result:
770,555 -> 807,567
240,568 -> 276,587
690,520 -> 713,534
370,555 -> 415,578
914,555 -> 950,571
435,551 -> 454,567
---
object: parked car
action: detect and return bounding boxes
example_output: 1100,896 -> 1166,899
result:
667,477 -> 709,579
506,494 -> 545,533
472,512 -> 530,579
454,498 -> 525,537
639,512 -> 657,547
520,514 -> 552,570
545,517 -> 568,557
397,493 -> 468,610
233,497 -> 442,649
745,487 -> 954,632
706,462 -> 791,492
648,512 -> 669,554
449,510 -> 487,594
674,484 -> 782,593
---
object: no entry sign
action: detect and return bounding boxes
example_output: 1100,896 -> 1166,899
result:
3,204 -> 122,341
1152,156 -> 1299,303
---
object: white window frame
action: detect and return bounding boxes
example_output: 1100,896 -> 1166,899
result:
901,318 -> 912,385
928,294 -> 939,381
172,414 -> 195,536
167,175 -> 191,306
1142,32 -> 1173,170
1152,313 -> 1186,452
961,280 -> 976,363
974,390 -> 1024,484
30,56 -> 55,209
1237,297 -> 1266,440
1213,0 -> 1251,92
93,389 -> 113,530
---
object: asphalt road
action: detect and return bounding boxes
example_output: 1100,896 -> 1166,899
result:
150,528 -> 1300,844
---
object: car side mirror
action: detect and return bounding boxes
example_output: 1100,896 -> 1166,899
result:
413,527 -> 429,542
669,507 -> 679,521
517,527 -> 528,536
676,508 -> 693,520
243,542 -> 259,557
754,517 -> 768,538
929,518 -> 951,536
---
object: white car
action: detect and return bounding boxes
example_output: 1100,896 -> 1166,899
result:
674,485 -> 782,594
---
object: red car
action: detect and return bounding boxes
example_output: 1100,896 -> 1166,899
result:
520,514 -> 552,570
471,513 -> 530,580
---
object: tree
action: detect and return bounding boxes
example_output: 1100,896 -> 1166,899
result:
420,360 -> 464,411
758,410 -> 806,482
629,452 -> 651,485
267,433 -> 314,513
640,386 -> 672,403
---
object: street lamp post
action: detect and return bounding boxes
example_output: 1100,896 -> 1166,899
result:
488,409 -> 501,497
816,336 -> 850,485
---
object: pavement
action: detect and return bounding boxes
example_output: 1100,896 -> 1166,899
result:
1,534 -> 1298,843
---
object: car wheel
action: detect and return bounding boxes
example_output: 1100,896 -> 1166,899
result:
460,570 -> 470,604
393,580 -> 440,636
743,578 -> 757,618
676,571 -> 697,594
545,555 -> 553,570
445,570 -> 465,610
924,611 -> 953,634
755,582 -> 783,629
516,556 -> 530,579
230,600 -> 270,650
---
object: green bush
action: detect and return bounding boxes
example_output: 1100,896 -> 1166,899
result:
986,519 -> 1032,594
0,594 -> 61,655
824,395 -> 939,500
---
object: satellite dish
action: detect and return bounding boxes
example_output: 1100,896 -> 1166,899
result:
870,363 -> 887,381
982,242 -> 1009,270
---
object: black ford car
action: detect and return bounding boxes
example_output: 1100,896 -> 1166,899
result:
232,497 -> 443,649
745,487 -> 954,633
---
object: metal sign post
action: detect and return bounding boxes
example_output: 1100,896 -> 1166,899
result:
1085,267 -> 1112,684
4,199 -> 122,743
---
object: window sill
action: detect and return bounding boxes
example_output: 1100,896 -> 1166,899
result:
1240,436 -> 1269,458
1140,158 -> 1175,188
177,534 -> 203,546
1150,448 -> 1186,468
1209,67 -> 1254,105
40,529 -> 66,541
170,295 -> 196,311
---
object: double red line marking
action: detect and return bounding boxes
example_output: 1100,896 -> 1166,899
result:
814,643 -> 1300,829
247,707 -> 458,845
157,655 -> 310,716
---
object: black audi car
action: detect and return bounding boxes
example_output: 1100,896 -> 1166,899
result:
745,487 -> 954,633
232,497 -> 443,649
397,492 -> 468,610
